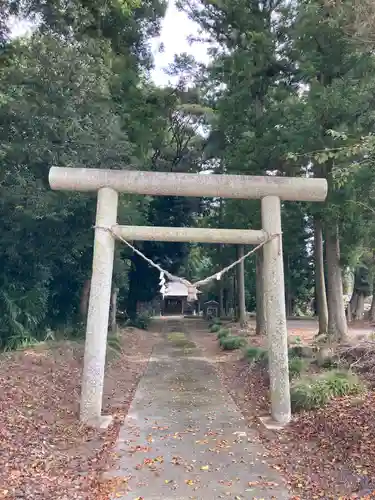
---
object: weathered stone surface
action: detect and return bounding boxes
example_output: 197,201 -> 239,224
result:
261,196 -> 291,425
114,225 -> 266,244
49,166 -> 328,201
80,187 -> 118,423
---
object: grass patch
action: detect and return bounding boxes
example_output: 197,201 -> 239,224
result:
106,334 -> 124,362
245,345 -> 309,377
291,370 -> 364,412
289,356 -> 307,378
167,332 -> 196,348
288,346 -> 302,358
210,324 -> 221,333
220,336 -> 247,351
245,346 -> 268,362
127,312 -> 151,330
211,317 -> 222,325
107,334 -> 122,353
289,336 -> 302,345
217,328 -> 230,340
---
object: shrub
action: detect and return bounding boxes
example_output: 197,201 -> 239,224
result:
244,346 -> 308,377
217,328 -> 230,339
324,370 -> 362,396
211,317 -> 222,325
4,334 -> 39,351
291,370 -> 364,412
245,346 -> 268,363
107,334 -> 122,353
220,336 -> 247,351
288,346 -> 303,358
289,345 -> 314,359
315,347 -> 337,368
291,379 -> 329,411
210,324 -> 221,333
289,336 -> 302,345
127,312 -> 151,330
288,357 -> 306,378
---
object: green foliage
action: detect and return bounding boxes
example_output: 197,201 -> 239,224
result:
217,328 -> 230,339
210,324 -> 221,333
180,0 -> 375,328
4,333 -> 39,352
288,357 -> 307,378
244,346 -> 268,363
0,33 -> 132,345
126,86 -> 208,316
0,285 -> 48,349
289,337 -> 302,345
5,0 -> 375,350
10,0 -> 166,59
220,336 -> 246,351
323,370 -> 362,396
291,371 -> 363,412
0,2 -> 170,347
245,345 -> 307,377
288,345 -> 314,358
107,334 -> 123,354
127,312 -> 151,330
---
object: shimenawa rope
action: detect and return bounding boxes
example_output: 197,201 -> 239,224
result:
93,225 -> 280,292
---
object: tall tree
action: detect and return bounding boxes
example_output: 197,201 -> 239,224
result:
126,83 -> 209,316
287,0 -> 375,340
179,0 -> 297,328
0,0 -> 167,346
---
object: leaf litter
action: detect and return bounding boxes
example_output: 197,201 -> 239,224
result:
0,326 -> 159,499
191,324 -> 375,499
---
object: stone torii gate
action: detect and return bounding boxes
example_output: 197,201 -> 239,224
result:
49,167 -> 327,428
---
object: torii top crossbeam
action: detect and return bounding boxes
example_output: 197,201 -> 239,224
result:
49,167 -> 327,202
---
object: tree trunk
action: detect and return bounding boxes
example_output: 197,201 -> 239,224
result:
314,218 -> 328,335
80,279 -> 91,322
233,272 -> 238,318
237,245 -> 246,327
219,280 -> 224,318
256,249 -> 266,335
223,286 -> 229,316
110,287 -> 119,334
369,280 -> 375,323
356,293 -> 365,320
348,290 -> 358,321
346,299 -> 353,323
325,225 -> 348,341
286,292 -> 293,317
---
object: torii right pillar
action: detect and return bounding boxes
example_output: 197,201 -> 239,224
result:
261,195 -> 291,425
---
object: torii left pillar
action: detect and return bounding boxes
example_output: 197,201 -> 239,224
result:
80,187 -> 118,427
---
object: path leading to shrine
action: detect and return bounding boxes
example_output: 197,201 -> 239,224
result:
107,318 -> 289,499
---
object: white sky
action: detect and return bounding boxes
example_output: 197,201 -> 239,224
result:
151,0 -> 209,86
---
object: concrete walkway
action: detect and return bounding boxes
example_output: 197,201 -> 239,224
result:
108,319 -> 290,499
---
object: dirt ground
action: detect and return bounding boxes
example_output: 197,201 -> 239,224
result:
2,317 -> 375,500
0,325 -> 160,500
189,320 -> 375,500
239,317 -> 374,343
